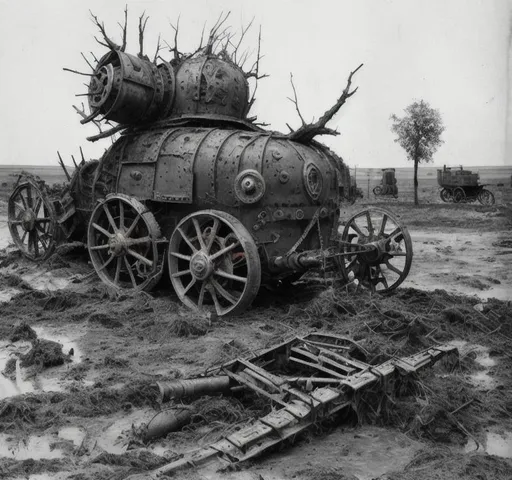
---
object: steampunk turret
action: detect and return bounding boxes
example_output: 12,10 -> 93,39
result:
7,12 -> 413,315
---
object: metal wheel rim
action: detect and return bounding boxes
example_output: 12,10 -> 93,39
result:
168,210 -> 261,316
440,188 -> 451,202
453,188 -> 465,204
339,207 -> 413,293
87,194 -> 163,291
478,190 -> 495,206
7,181 -> 57,261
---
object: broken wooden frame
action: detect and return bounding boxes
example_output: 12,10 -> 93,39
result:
129,333 -> 458,479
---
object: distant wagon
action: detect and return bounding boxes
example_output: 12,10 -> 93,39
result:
373,168 -> 398,197
437,166 -> 495,205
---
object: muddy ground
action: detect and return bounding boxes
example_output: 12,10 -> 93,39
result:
0,199 -> 512,480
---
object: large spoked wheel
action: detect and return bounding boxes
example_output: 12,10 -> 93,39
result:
168,210 -> 261,316
440,188 -> 451,203
338,207 -> 413,293
453,187 -> 466,204
478,189 -> 495,206
87,194 -> 164,291
8,179 -> 58,261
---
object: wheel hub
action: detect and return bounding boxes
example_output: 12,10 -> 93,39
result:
21,209 -> 36,231
108,232 -> 128,256
190,252 -> 213,280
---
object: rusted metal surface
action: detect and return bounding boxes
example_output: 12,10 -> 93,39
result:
9,36 -> 414,314
158,376 -> 231,403
127,333 -> 459,478
144,407 -> 192,441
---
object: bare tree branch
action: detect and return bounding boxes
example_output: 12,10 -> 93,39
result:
90,10 -> 121,51
205,11 -> 231,54
287,63 -> 363,144
153,34 -> 162,63
232,17 -> 254,64
168,16 -> 181,62
287,73 -> 306,126
138,11 -> 149,59
87,124 -> 125,143
63,68 -> 95,76
80,52 -> 95,71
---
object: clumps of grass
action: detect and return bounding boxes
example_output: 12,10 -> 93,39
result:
168,316 -> 209,337
103,356 -> 129,368
91,450 -> 167,469
3,339 -> 71,378
9,322 -> 37,342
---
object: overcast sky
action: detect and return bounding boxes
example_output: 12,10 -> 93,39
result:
0,0 -> 510,169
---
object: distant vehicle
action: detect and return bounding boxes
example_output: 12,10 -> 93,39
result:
373,168 -> 398,197
437,165 -> 495,205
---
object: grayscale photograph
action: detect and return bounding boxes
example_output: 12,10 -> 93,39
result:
0,1 -> 511,479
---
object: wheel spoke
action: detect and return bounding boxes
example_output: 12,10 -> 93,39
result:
170,251 -> 192,261
16,198 -> 27,211
98,253 -> 115,271
379,214 -> 388,237
33,197 -> 43,216
366,211 -> 374,236
214,268 -> 247,284
385,259 -> 403,276
30,231 -> 39,256
26,186 -> 33,208
211,278 -> 239,305
206,218 -> 220,253
35,218 -> 52,224
125,214 -> 140,238
192,218 -> 207,251
119,200 -> 125,230
171,269 -> 192,278
92,222 -> 111,238
114,257 -> 122,284
124,257 -> 137,288
125,236 -> 152,247
209,241 -> 239,261
103,204 -> 118,233
177,227 -> 198,253
90,244 -> 110,251
127,248 -> 153,267
349,220 -> 364,238
208,285 -> 223,316
183,277 -> 197,295
197,282 -> 207,309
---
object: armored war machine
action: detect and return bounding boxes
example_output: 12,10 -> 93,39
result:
7,23 -> 413,315
373,168 -> 398,198
438,165 -> 495,205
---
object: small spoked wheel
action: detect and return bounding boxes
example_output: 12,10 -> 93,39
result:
440,188 -> 451,203
168,210 -> 261,316
373,186 -> 382,196
87,194 -> 164,291
478,189 -> 495,206
338,207 -> 413,293
453,187 -> 466,204
8,179 -> 58,261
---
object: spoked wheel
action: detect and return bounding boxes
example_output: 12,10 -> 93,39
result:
338,207 -> 413,293
168,210 -> 261,316
8,178 -> 58,261
478,189 -> 495,206
87,194 -> 164,291
453,187 -> 466,204
440,188 -> 451,203
373,186 -> 382,196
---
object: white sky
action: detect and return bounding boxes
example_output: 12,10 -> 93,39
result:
0,0 -> 510,168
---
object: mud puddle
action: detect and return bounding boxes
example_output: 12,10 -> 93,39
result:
465,431 -> 512,458
448,340 -> 499,390
405,230 -> 512,301
0,433 -> 64,460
